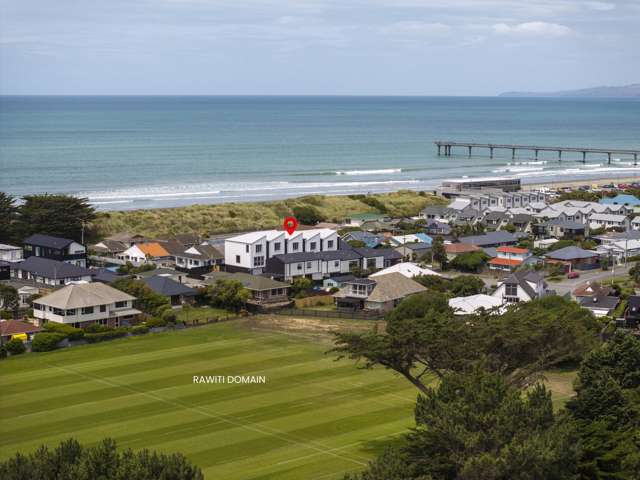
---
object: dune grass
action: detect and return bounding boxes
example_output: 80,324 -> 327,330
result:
92,190 -> 446,238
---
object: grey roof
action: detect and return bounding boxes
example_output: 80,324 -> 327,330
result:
352,247 -> 403,259
511,214 -> 533,224
90,268 -> 122,284
176,244 -> 224,261
343,231 -> 382,242
482,247 -> 498,258
578,295 -> 620,311
23,234 -> 77,249
399,242 -> 431,251
503,270 -> 545,300
459,231 -> 518,247
204,271 -> 290,291
142,276 -> 197,297
627,296 -> 640,314
135,268 -> 181,279
92,239 -> 127,253
545,246 -> 598,260
347,278 -> 376,285
365,273 -> 427,303
14,256 -> 94,279
329,274 -> 357,282
421,206 -> 452,215
272,249 -> 362,263
540,219 -> 586,229
484,211 -> 508,221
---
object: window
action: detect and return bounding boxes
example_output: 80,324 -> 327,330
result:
306,262 -> 312,268
65,309 -> 76,316
245,245 -> 249,253
115,301 -> 127,308
254,256 -> 265,267
255,244 -> 263,253
505,283 -> 518,298
100,305 -> 107,312
81,306 -> 94,315
273,242 -> 281,251
98,319 -> 108,326
310,242 -> 317,250
33,303 -> 42,311
53,308 -> 64,316
334,260 -> 340,267
292,242 -> 299,251
236,255 -> 241,264
297,263 -> 303,270
327,240 -> 334,249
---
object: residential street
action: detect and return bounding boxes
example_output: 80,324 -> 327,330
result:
548,264 -> 634,296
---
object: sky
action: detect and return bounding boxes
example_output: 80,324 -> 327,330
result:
0,0 -> 639,95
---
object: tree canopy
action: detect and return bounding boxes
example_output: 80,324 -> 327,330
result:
0,438 -> 203,480
112,278 -> 169,316
201,279 -> 250,312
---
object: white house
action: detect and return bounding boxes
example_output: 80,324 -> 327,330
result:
32,282 -> 141,328
588,213 -> 629,231
10,257 -> 94,287
492,270 -> 547,304
0,244 -> 23,263
488,247 -> 531,272
369,262 -> 440,279
225,228 -> 339,274
116,242 -> 171,266
449,294 -> 503,315
597,239 -> 640,264
631,217 -> 640,231
174,244 -> 223,271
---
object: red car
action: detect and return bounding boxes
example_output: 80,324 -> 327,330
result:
567,271 -> 580,279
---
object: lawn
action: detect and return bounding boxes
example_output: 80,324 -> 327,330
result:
176,306 -> 232,324
0,319 -> 417,479
0,318 -> 578,479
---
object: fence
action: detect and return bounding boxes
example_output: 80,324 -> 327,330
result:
274,308 -> 384,321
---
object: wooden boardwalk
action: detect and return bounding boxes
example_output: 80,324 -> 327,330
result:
435,141 -> 640,164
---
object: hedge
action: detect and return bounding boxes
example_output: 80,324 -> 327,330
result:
44,323 -> 84,341
84,329 -> 129,343
131,325 -> 149,335
5,338 -> 26,355
31,333 -> 66,352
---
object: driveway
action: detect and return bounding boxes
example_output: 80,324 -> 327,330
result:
547,264 -> 633,296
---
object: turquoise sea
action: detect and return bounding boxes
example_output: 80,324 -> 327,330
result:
1,96 -> 639,210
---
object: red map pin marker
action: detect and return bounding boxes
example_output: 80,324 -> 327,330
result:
283,217 -> 298,235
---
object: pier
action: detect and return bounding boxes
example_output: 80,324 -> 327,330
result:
435,141 -> 640,164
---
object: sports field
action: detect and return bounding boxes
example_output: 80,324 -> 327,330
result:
0,319 -> 418,479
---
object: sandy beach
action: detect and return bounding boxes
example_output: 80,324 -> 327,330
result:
523,175 -> 640,191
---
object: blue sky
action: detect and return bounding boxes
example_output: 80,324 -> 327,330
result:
1,0 -> 638,95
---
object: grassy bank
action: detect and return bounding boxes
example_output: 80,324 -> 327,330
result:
92,190 -> 446,238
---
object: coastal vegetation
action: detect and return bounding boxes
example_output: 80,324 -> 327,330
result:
91,190 -> 446,238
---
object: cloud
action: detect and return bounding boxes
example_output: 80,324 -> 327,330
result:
492,21 -> 573,37
584,1 -> 616,11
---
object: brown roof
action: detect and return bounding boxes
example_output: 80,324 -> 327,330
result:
0,320 -> 42,337
366,272 -> 427,303
573,281 -> 613,298
445,243 -> 481,254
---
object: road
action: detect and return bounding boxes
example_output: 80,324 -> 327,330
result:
546,264 -> 633,296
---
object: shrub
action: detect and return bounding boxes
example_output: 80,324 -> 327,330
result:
31,333 -> 66,352
131,325 -> 149,335
84,329 -> 128,343
0,310 -> 13,320
161,309 -> 177,323
145,317 -> 167,328
0,345 -> 6,359
329,286 -> 340,293
5,338 -> 26,355
292,205 -> 325,225
84,323 -> 112,333
44,323 -> 84,341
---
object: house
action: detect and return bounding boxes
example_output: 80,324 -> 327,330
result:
117,242 -> 171,265
23,234 -> 86,267
445,243 -> 482,260
449,294 -> 503,315
323,274 -> 357,289
90,268 -> 123,284
203,271 -> 290,307
104,233 -> 148,247
577,295 -> 620,318
597,239 -> 640,264
389,233 -> 432,247
10,257 -> 94,286
142,276 -> 197,306
0,244 -> 23,263
623,296 -> 640,328
420,206 -> 455,221
333,273 -> 426,312
224,228 -> 339,275
342,213 -> 389,227
588,213 -> 629,231
90,239 -> 128,256
369,262 -> 440,279
354,247 -> 402,269
510,214 -> 534,233
544,246 -> 599,271
492,270 -> 548,304
394,242 -> 431,262
341,231 -> 383,249
482,211 -> 509,229
573,281 -> 613,300
600,194 -> 640,208
425,221 -> 452,236
32,282 -> 141,328
488,247 -> 531,272
0,319 -> 42,342
0,261 -> 9,281
17,285 -> 40,308
174,244 -> 224,273
458,231 -> 520,248
134,267 -> 186,284
265,250 -> 361,281
534,220 -> 588,239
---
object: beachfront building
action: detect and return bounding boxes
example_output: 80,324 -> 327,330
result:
492,271 -> 548,304
10,257 -> 94,286
23,234 -> 87,267
224,228 -> 339,275
333,273 -> 426,312
32,282 -> 140,328
0,244 -> 23,263
488,246 -> 531,272
174,244 -> 224,273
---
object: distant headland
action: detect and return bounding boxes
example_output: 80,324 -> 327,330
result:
499,83 -> 640,98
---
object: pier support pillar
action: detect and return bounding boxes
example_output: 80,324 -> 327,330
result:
582,151 -> 586,163
608,152 -> 612,164
535,150 -> 539,159
635,153 -> 638,166
490,147 -> 494,158
558,150 -> 562,161
437,145 -> 441,156
468,146 -> 472,157
512,148 -> 516,159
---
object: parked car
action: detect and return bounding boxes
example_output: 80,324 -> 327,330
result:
567,271 -> 580,279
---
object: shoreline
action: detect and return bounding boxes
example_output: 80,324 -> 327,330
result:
522,175 -> 640,191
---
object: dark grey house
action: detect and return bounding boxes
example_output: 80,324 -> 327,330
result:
23,234 -> 87,267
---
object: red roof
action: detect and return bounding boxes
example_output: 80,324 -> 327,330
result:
445,243 -> 481,254
489,258 -> 523,267
0,320 -> 42,337
496,246 -> 529,254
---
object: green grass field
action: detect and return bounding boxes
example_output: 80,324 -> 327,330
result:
0,320 -> 418,479
0,318 -> 577,479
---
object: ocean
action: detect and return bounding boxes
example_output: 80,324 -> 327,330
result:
1,96 -> 639,211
